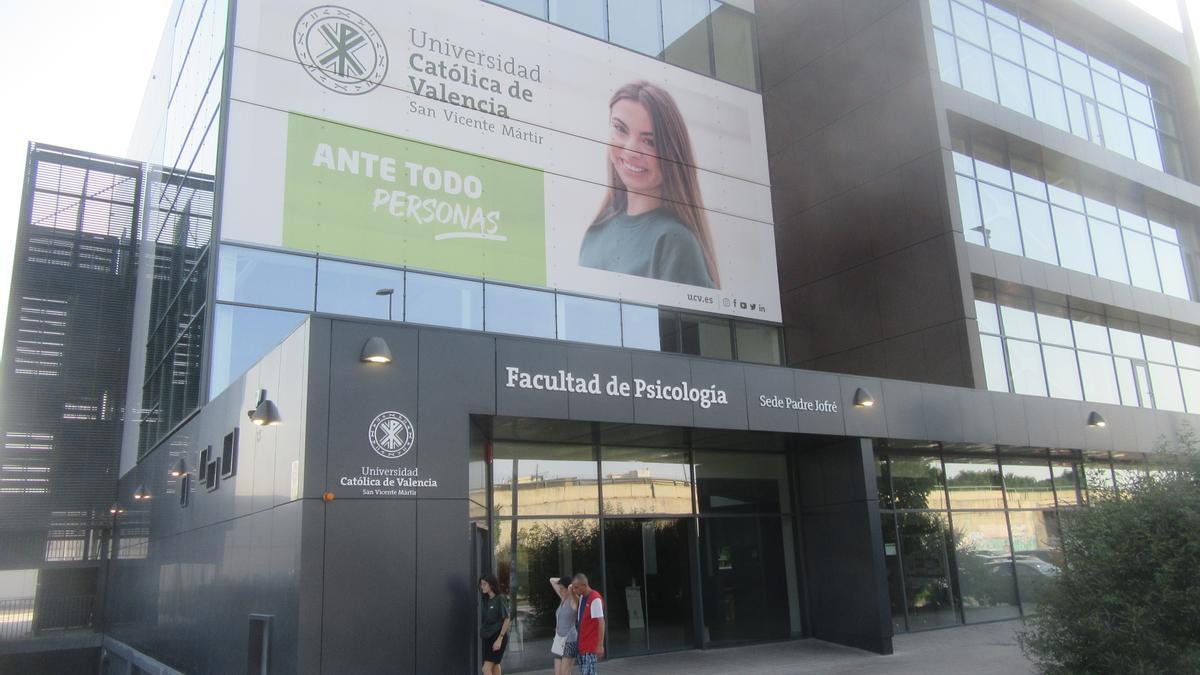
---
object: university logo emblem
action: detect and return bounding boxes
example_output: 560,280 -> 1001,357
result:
368,411 -> 415,459
294,6 -> 388,95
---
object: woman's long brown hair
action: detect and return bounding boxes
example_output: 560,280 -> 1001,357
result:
590,81 -> 721,288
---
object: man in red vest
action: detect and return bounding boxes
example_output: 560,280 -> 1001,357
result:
570,573 -> 605,674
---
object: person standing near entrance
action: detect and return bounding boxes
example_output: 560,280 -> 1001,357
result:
479,574 -> 511,675
549,576 -> 578,675
570,573 -> 605,675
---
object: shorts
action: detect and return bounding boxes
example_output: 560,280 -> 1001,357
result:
579,652 -> 598,675
482,632 -> 508,664
563,641 -> 578,658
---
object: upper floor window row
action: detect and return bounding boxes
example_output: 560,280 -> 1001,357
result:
486,0 -> 758,91
952,123 -> 1194,301
931,0 -> 1185,178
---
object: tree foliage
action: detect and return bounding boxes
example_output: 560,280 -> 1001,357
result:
1018,431 -> 1200,674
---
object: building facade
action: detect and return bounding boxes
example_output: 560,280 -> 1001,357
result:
4,0 -> 1200,672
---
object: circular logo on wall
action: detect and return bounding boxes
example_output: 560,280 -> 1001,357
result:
368,411 -> 415,459
294,6 -> 388,95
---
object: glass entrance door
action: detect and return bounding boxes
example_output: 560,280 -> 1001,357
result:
603,518 -> 695,657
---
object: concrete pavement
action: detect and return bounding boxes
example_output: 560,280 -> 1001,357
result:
520,620 -> 1034,675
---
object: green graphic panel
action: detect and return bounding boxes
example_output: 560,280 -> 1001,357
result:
283,114 -> 546,285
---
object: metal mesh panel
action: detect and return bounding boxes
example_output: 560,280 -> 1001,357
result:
0,145 -> 141,548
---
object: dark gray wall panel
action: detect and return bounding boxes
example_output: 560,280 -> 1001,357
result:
325,322 -> 421,495
795,370 -> 848,435
957,388 -> 997,445
746,365 -> 800,432
419,330 -> 496,498
566,345 -> 634,423
881,379 -> 925,440
631,352 -> 694,427
304,318 -> 333,500
991,394 -> 1030,447
922,385 -> 965,442
496,339 -> 569,419
840,376 -> 887,437
321,499 -> 416,674
795,438 -> 892,654
415,499 -> 471,674
690,359 -> 748,429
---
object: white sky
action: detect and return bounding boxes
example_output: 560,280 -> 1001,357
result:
0,0 -> 1190,358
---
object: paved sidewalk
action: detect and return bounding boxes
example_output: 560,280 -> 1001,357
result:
521,620 -> 1034,675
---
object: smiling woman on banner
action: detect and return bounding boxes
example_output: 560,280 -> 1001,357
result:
578,81 -> 720,289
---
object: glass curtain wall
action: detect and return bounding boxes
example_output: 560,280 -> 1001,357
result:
487,421 -> 799,672
137,0 -> 228,455
951,124 -> 1193,301
974,277 -> 1200,413
930,0 -> 1185,176
878,443 -> 1148,632
488,0 -> 759,90
209,243 -> 782,397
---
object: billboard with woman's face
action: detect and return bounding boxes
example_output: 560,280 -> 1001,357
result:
221,0 -> 780,321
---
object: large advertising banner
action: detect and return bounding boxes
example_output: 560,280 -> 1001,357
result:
223,0 -> 780,321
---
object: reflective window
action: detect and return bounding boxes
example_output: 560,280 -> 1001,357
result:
216,245 -> 315,311
491,441 -> 599,517
1015,195 -> 1056,264
1009,510 -> 1061,613
490,0 -> 547,19
1083,455 -> 1115,500
978,183 -> 1021,254
933,0 -> 1186,177
486,285 -> 555,338
1089,219 -> 1129,284
981,335 -> 1009,392
550,0 -> 605,38
663,0 -> 714,76
897,512 -> 959,629
945,456 -> 1004,510
404,272 -> 482,330
1049,457 -> 1083,506
734,321 -> 781,365
951,129 -> 1194,295
1008,339 -> 1048,396
694,450 -> 788,514
556,295 -> 621,346
315,259 -> 403,320
1078,351 -> 1120,404
1123,231 -> 1160,292
952,510 -> 1020,622
608,0 -> 663,56
621,304 -> 662,350
889,455 -> 947,510
976,278 -> 1200,413
209,304 -> 307,398
602,447 -> 693,515
680,313 -> 733,359
1001,455 -> 1054,509
958,40 -> 998,102
1042,345 -> 1082,400
710,1 -> 758,90
490,0 -> 756,90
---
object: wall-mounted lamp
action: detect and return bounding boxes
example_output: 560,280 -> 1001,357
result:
853,387 -> 875,408
109,504 -> 125,515
360,336 -> 393,364
1087,411 -> 1107,428
248,389 -> 282,427
169,458 -> 188,478
132,484 -> 152,501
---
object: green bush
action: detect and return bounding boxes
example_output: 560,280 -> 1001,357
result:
1018,433 -> 1200,674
